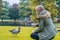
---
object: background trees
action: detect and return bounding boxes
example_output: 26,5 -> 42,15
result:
30,0 -> 58,21
9,3 -> 19,21
19,0 -> 32,20
0,0 -> 59,25
1,1 -> 9,22
43,0 -> 58,18
2,1 -> 9,18
56,0 -> 60,18
0,0 -> 2,17
0,0 -> 59,21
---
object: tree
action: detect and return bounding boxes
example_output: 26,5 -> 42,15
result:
19,0 -> 32,20
2,1 -> 9,18
43,0 -> 58,19
56,0 -> 60,18
1,1 -> 9,22
0,0 -> 2,17
9,3 -> 19,21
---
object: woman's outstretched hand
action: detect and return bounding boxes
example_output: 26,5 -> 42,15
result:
32,23 -> 38,28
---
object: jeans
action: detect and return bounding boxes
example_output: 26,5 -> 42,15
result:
49,36 -> 55,40
30,33 -> 55,40
30,33 -> 39,40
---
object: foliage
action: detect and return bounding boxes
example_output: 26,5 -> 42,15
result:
19,0 -> 32,20
2,1 -> 9,19
0,0 -> 2,17
56,0 -> 60,18
9,3 -> 19,20
0,1 -> 9,22
43,0 -> 58,18
30,0 -> 58,21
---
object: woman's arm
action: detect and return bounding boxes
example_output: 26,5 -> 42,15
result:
40,12 -> 50,18
37,12 -> 50,19
32,23 -> 38,28
33,20 -> 44,33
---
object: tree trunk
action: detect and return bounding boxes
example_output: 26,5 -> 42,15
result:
2,18 -> 3,22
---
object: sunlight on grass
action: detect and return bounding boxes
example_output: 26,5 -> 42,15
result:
0,26 -> 60,40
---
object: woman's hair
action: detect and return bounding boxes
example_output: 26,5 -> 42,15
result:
35,5 -> 44,11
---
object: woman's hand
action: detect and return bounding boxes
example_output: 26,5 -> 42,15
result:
32,30 -> 35,33
32,23 -> 38,28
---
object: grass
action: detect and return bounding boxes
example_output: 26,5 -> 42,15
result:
0,26 -> 60,40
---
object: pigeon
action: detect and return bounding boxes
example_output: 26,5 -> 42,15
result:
9,27 -> 21,35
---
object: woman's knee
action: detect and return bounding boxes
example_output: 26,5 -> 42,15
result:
30,33 -> 39,39
30,33 -> 35,39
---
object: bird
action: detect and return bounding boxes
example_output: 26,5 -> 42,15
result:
9,27 -> 21,35
58,30 -> 60,32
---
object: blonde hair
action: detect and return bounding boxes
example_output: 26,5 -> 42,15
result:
35,5 -> 44,10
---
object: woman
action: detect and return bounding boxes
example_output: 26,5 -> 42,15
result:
30,5 -> 57,40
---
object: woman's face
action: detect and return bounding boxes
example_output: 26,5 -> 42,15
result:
35,6 -> 42,13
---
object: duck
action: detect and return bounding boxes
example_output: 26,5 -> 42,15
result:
9,27 -> 21,35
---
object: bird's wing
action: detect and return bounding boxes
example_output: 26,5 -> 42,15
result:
12,29 -> 18,33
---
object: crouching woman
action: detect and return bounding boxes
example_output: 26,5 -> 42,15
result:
30,5 -> 57,40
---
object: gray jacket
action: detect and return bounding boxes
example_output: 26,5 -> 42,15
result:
34,10 -> 57,40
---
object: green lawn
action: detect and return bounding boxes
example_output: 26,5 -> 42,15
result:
0,26 -> 60,40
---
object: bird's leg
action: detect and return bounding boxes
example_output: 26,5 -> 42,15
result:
12,34 -> 16,37
13,34 -> 15,37
15,34 -> 17,36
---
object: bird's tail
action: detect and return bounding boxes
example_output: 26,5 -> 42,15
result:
9,30 -> 12,32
